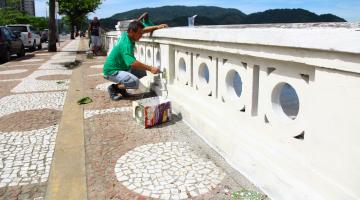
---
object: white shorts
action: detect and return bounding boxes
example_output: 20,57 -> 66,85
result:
91,36 -> 101,47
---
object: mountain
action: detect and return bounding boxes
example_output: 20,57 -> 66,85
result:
100,6 -> 347,30
100,6 -> 246,29
318,14 -> 347,22
243,9 -> 346,24
110,6 -> 246,22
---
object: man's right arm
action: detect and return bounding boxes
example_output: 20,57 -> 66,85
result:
131,61 -> 160,74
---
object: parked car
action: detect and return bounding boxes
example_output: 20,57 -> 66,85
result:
41,29 -> 48,43
41,29 -> 59,43
7,24 -> 42,51
0,26 -> 25,62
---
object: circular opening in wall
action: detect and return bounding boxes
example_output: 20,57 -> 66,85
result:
155,51 -> 161,68
147,49 -> 151,60
198,63 -> 210,84
179,58 -> 186,77
272,83 -> 300,120
225,70 -> 242,99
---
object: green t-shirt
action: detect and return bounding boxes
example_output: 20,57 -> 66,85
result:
103,32 -> 136,76
141,18 -> 155,27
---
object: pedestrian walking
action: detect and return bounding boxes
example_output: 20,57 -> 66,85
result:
88,17 -> 102,55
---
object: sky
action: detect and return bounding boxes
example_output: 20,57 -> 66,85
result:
34,0 -> 360,22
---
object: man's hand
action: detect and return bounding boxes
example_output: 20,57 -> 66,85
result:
157,24 -> 168,29
150,66 -> 160,74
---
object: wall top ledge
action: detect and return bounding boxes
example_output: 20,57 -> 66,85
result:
147,23 -> 360,54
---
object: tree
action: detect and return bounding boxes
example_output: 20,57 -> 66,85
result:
0,8 -> 47,30
58,0 -> 102,39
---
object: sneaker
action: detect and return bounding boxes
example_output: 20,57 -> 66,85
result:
107,84 -> 121,101
117,88 -> 132,98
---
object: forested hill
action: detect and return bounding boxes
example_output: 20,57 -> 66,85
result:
243,9 -> 346,24
100,6 -> 346,30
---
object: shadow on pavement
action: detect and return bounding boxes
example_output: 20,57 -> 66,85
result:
151,113 -> 183,129
13,54 -> 35,61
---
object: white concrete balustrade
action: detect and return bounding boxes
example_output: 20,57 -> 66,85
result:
104,23 -> 360,200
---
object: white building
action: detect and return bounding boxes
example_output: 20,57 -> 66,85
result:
0,0 -> 35,16
22,0 -> 35,16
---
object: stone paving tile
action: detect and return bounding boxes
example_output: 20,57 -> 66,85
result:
0,81 -> 21,98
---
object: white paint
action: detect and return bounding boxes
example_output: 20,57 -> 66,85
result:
0,69 -> 28,75
84,107 -> 131,119
115,142 -> 225,199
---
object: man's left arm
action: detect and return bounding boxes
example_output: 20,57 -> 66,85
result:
142,24 -> 168,34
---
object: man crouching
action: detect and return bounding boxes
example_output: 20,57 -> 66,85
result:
103,21 -> 167,101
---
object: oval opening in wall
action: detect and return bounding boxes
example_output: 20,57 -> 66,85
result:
179,58 -> 187,78
225,70 -> 242,99
198,63 -> 210,84
272,82 -> 300,120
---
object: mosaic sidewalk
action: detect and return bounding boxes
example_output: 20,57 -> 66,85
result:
0,39 -> 79,199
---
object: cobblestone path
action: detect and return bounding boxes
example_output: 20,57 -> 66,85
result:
0,40 -> 79,199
